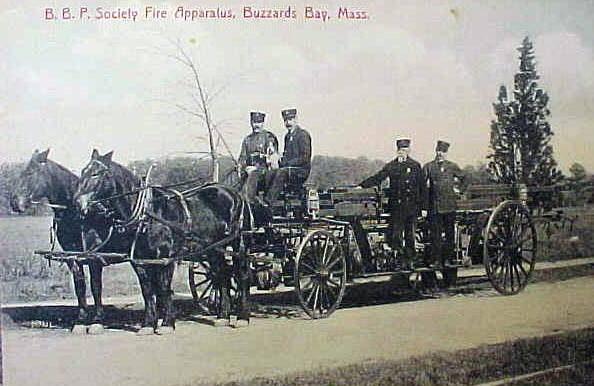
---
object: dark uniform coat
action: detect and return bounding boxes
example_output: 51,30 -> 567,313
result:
238,130 -> 278,169
360,157 -> 423,218
279,126 -> 312,175
422,159 -> 463,214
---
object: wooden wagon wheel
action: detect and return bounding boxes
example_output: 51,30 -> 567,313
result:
188,260 -> 238,315
483,200 -> 537,295
294,229 -> 347,319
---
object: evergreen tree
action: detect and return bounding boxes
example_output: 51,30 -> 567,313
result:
488,37 -> 562,186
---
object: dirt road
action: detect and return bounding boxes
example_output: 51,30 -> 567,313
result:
3,275 -> 594,386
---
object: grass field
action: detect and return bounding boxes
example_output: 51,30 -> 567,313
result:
0,216 -> 191,304
1,208 -> 594,304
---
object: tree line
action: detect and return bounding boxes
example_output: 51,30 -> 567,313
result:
1,155 -> 592,215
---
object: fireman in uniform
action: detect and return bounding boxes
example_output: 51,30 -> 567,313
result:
422,140 -> 464,268
359,138 -> 422,270
266,108 -> 312,202
238,111 -> 279,203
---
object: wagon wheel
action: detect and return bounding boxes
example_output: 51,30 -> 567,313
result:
483,200 -> 536,295
188,261 -> 238,315
294,229 -> 347,319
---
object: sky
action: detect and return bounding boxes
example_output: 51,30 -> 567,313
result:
1,0 -> 593,174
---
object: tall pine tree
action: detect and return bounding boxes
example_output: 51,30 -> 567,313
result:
488,37 -> 562,186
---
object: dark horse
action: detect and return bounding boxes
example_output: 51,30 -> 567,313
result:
147,182 -> 252,327
74,150 -> 251,333
10,149 -> 106,333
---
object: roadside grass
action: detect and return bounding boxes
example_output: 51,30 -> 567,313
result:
204,328 -> 594,386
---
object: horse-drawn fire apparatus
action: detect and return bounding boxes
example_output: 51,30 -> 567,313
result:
32,161 -> 541,323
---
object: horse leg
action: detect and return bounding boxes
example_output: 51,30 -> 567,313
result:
87,261 -> 105,334
156,262 -> 176,335
133,263 -> 157,335
213,261 -> 231,327
67,261 -> 88,334
235,254 -> 251,327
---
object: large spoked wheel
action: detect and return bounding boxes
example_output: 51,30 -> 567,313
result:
294,229 -> 347,319
483,200 -> 537,295
188,261 -> 237,315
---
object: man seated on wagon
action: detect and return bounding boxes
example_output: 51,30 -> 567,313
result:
358,138 -> 423,271
238,111 -> 279,203
266,108 -> 312,202
422,140 -> 464,268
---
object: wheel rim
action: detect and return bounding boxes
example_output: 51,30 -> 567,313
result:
484,201 -> 536,295
295,230 -> 347,319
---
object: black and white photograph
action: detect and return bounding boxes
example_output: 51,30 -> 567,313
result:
1,1 -> 593,385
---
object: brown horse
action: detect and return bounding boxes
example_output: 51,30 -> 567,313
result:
10,149 -> 105,333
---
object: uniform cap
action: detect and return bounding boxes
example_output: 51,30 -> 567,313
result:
395,138 -> 411,149
281,108 -> 297,121
250,111 -> 265,124
436,140 -> 450,152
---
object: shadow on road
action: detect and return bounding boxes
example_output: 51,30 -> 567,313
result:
1,274 -> 496,333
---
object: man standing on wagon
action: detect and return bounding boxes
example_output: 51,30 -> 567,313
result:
238,111 -> 279,203
266,108 -> 312,202
422,140 -> 464,268
359,138 -> 423,271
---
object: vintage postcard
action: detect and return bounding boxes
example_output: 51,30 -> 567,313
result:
1,1 -> 593,385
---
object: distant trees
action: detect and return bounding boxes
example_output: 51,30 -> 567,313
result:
308,155 -> 386,190
488,37 -> 562,186
460,163 -> 492,189
128,155 -> 237,187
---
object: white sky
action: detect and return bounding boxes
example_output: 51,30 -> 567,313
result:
1,0 -> 593,173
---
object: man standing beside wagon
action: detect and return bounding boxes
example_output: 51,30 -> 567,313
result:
422,140 -> 464,269
359,138 -> 423,271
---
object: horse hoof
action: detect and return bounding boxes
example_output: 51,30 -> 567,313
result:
156,326 -> 175,335
71,324 -> 87,335
137,327 -> 155,336
213,318 -> 230,327
87,323 -> 105,335
233,319 -> 249,328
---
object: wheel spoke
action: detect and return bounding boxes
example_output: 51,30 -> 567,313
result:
193,278 -> 210,288
327,277 -> 342,288
324,281 -> 338,299
306,282 -> 319,305
199,282 -> 213,300
312,284 -> 320,310
517,261 -> 529,278
323,243 -> 338,266
300,261 -> 317,274
513,263 -> 524,286
490,265 -> 500,285
326,253 -> 343,270
301,277 -> 315,292
507,261 -> 514,292
322,239 -> 330,265
319,283 -> 328,311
